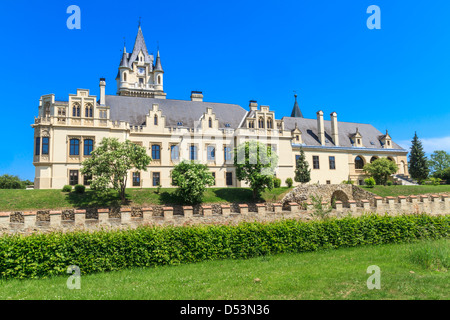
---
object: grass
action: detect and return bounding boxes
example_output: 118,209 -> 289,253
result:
0,239 -> 448,300
0,187 -> 292,211
361,185 -> 450,197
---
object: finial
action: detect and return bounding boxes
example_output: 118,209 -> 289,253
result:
138,17 -> 141,27
294,90 -> 297,98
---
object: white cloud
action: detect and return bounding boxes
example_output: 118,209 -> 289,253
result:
397,136 -> 450,154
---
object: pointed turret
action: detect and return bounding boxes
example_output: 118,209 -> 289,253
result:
128,26 -> 150,64
154,50 -> 163,71
119,45 -> 129,68
290,94 -> 303,118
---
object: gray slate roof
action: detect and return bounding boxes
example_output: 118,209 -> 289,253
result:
105,95 -> 248,129
283,117 -> 405,150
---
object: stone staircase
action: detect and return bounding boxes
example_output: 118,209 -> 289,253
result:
393,174 -> 418,185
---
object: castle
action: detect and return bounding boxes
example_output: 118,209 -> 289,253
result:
32,26 -> 409,189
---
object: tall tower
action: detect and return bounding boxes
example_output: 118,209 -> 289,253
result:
115,26 -> 166,99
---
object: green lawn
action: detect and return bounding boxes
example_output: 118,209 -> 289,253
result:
0,187 -> 292,211
0,239 -> 448,300
361,185 -> 450,197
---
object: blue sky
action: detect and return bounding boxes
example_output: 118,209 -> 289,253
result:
1,0 -> 450,181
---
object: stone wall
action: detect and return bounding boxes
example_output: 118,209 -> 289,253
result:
0,194 -> 449,235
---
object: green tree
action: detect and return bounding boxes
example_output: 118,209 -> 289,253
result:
171,161 -> 215,204
363,158 -> 398,185
408,132 -> 429,183
428,150 -> 450,177
234,140 -> 278,199
294,147 -> 311,184
81,138 -> 151,203
0,174 -> 27,189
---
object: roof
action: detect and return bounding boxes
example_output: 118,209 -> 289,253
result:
290,94 -> 303,118
105,95 -> 248,129
283,117 -> 405,150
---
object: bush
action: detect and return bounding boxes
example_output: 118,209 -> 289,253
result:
364,177 -> 376,188
74,184 -> 86,194
62,185 -> 72,192
285,178 -> 293,188
386,181 -> 393,186
273,177 -> 281,188
341,179 -> 354,185
0,174 -> 28,189
0,214 -> 447,280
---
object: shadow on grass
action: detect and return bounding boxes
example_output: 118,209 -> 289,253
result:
65,190 -> 129,208
158,191 -> 184,205
212,188 -> 260,203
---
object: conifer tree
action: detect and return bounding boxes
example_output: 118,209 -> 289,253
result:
294,147 -> 311,184
408,132 -> 429,182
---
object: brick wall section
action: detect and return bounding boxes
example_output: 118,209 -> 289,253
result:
0,194 -> 448,235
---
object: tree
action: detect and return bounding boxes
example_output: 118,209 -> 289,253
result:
171,161 -> 215,204
0,174 -> 27,189
428,150 -> 450,177
81,138 -> 151,203
408,132 -> 429,183
234,140 -> 278,199
294,147 -> 311,184
363,158 -> 398,185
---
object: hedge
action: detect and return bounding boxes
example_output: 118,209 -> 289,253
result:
0,214 -> 448,279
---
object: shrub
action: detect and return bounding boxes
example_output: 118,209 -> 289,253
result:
62,185 -> 72,192
273,177 -> 281,188
74,184 -> 85,194
341,179 -> 354,185
0,214 -> 447,280
285,178 -> 293,188
386,181 -> 393,186
364,177 -> 376,188
0,174 -> 28,189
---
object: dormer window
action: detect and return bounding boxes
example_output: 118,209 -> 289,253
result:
208,117 -> 212,128
154,115 -> 158,125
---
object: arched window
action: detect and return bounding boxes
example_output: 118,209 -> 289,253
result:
72,103 -> 80,117
84,139 -> 93,156
355,156 -> 365,169
70,139 -> 80,155
154,115 -> 158,125
85,104 -> 93,118
267,118 -> 273,129
157,75 -> 161,85
123,72 -> 127,82
370,156 -> 378,163
208,117 -> 212,128
248,121 -> 254,128
387,157 -> 394,162
258,117 -> 264,129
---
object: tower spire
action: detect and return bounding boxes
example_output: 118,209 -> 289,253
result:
290,92 -> 303,118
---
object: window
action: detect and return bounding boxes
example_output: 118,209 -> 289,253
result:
296,135 -> 299,141
72,103 -> 80,117
357,139 -> 361,145
132,172 -> 140,187
387,141 -> 391,146
42,137 -> 49,155
190,145 -> 198,160
151,144 -> 161,160
171,145 -> 179,161
207,146 -> 215,161
85,104 -> 93,118
226,172 -> 233,186
154,115 -> 158,125
295,155 -> 300,166
157,75 -> 161,85
152,172 -> 160,186
139,78 -> 144,85
69,170 -> 79,185
208,117 -> 212,128
355,156 -> 364,169
313,156 -> 320,169
329,156 -> 336,170
248,121 -> 254,128
211,172 -> 216,186
123,72 -> 127,82
224,146 -> 232,162
35,137 -> 41,156
258,117 -> 264,128
84,139 -> 93,156
83,174 -> 92,186
267,118 -> 273,129
58,108 -> 66,116
326,180 -> 331,185
370,156 -> 378,163
69,139 -> 80,155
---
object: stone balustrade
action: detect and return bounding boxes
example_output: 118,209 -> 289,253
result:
0,194 -> 448,234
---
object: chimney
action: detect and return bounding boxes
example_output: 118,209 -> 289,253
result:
99,78 -> 106,106
317,110 -> 325,145
190,91 -> 203,102
249,100 -> 258,111
330,112 -> 339,146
